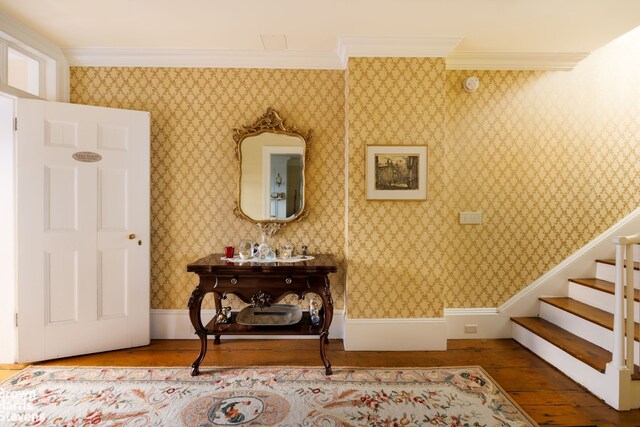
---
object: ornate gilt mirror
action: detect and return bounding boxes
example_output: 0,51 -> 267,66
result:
233,108 -> 310,235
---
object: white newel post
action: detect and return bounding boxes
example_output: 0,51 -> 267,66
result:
625,242 -> 635,372
606,234 -> 640,410
611,242 -> 626,369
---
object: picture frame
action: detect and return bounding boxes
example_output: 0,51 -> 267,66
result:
366,145 -> 428,200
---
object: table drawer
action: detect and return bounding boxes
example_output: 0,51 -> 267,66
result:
214,274 -> 309,290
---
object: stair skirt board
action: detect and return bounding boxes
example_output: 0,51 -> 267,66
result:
568,283 -> 640,323
512,322 -> 611,403
596,263 -> 640,288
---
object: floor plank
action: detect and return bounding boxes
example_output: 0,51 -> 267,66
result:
2,338 -> 640,426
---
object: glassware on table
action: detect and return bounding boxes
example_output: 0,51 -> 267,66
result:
257,242 -> 271,260
224,246 -> 235,258
238,240 -> 255,259
280,242 -> 294,259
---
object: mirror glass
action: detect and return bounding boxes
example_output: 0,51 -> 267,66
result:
234,108 -> 310,232
239,132 -> 305,221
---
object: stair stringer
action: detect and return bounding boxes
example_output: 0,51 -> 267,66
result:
500,206 -> 640,320
445,206 -> 640,339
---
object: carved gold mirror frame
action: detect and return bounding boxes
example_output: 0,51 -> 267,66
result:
233,108 -> 311,236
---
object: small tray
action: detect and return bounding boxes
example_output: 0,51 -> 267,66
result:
236,304 -> 302,326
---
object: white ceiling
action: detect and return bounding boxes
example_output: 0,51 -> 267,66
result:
1,0 -> 639,68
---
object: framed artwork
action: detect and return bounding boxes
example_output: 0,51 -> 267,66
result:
366,145 -> 427,200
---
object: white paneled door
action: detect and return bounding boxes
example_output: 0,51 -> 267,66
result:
16,99 -> 150,362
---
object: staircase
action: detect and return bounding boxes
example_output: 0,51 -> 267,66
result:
512,243 -> 640,410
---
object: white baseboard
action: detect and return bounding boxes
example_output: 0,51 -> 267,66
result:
150,309 -> 344,340
343,317 -> 446,351
444,308 -> 511,339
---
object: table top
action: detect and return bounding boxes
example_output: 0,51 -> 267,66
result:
186,253 -> 338,275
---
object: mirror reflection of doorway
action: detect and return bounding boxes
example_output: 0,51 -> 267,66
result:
268,153 -> 303,220
286,156 -> 302,217
261,144 -> 304,220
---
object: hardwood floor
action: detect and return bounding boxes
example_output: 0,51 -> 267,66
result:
2,338 -> 640,426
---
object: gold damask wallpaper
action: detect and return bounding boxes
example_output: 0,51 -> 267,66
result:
345,29 -> 639,317
442,31 -> 640,308
70,67 -> 346,310
346,58 -> 448,318
69,28 -> 640,317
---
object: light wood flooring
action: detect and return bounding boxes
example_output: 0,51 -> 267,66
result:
2,338 -> 640,426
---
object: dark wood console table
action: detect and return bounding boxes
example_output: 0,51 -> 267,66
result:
186,254 -> 337,376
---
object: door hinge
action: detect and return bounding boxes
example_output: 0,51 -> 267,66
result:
13,117 -> 17,131
15,313 -> 18,327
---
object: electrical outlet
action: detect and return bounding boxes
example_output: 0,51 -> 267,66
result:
460,212 -> 482,224
464,324 -> 478,334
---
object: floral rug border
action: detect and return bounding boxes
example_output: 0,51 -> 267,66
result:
1,365 -> 538,426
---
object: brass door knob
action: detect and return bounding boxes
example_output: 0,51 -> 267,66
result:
128,233 -> 136,240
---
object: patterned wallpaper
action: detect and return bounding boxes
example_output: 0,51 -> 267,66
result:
69,28 -> 640,317
345,29 -> 640,317
70,68 -> 346,310
443,31 -> 640,307
346,58 -> 448,318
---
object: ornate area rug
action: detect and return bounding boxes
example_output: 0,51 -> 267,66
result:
1,366 -> 537,426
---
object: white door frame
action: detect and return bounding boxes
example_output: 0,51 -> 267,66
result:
0,93 -> 16,363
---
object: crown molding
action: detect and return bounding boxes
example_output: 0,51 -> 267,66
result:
337,36 -> 462,67
64,42 -> 589,72
446,51 -> 590,71
64,36 -> 463,69
63,47 -> 343,69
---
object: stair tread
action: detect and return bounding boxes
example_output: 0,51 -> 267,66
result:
539,297 -> 640,341
569,278 -> 640,302
596,259 -> 640,270
512,317 -> 640,379
513,317 -> 612,372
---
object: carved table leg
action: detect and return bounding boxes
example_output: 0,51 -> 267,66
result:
191,332 -> 207,376
319,276 -> 334,375
319,331 -> 332,375
214,335 -> 221,345
188,286 -> 207,376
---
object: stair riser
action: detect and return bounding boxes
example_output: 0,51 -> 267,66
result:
512,322 -> 611,402
540,302 -> 612,350
596,263 -> 640,288
539,302 -> 640,365
568,283 -> 640,323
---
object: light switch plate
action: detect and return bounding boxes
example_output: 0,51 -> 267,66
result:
460,211 -> 482,224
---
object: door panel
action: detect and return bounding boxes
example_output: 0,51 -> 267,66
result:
45,120 -> 77,147
45,166 -> 78,231
16,98 -> 150,362
98,249 -> 128,319
98,124 -> 128,151
45,250 -> 78,324
98,168 -> 128,231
